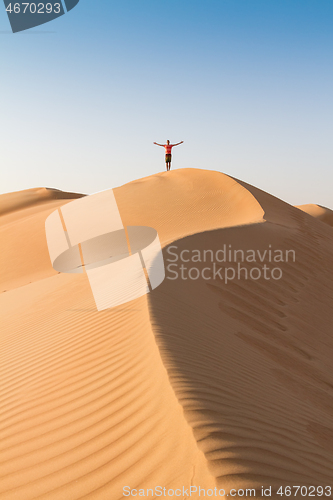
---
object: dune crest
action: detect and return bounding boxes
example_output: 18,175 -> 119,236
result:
113,168 -> 265,245
1,169 -> 333,498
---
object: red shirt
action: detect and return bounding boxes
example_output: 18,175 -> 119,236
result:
164,144 -> 174,155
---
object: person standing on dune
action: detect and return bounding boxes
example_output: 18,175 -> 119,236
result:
153,139 -> 183,171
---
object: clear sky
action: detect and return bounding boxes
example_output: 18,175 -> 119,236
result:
1,0 -> 332,207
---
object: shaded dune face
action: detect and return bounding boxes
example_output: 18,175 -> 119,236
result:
148,189 -> 333,492
1,169 -> 333,499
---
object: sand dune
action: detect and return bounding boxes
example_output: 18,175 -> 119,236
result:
296,204 -> 333,228
1,169 -> 333,499
0,187 -> 85,217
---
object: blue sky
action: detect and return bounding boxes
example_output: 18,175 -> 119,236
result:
1,0 -> 332,207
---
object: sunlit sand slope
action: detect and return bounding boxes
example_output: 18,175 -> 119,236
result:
1,170 -> 333,499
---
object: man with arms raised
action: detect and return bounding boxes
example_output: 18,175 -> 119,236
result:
154,139 -> 184,171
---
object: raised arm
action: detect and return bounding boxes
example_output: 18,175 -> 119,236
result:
173,141 -> 184,146
153,142 -> 164,147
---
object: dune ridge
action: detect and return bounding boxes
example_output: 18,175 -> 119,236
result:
1,169 -> 333,499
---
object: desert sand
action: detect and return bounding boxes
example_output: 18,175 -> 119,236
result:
1,169 -> 333,499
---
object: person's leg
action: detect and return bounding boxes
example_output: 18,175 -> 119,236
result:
165,155 -> 171,170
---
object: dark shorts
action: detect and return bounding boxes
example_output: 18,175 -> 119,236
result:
165,154 -> 172,163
